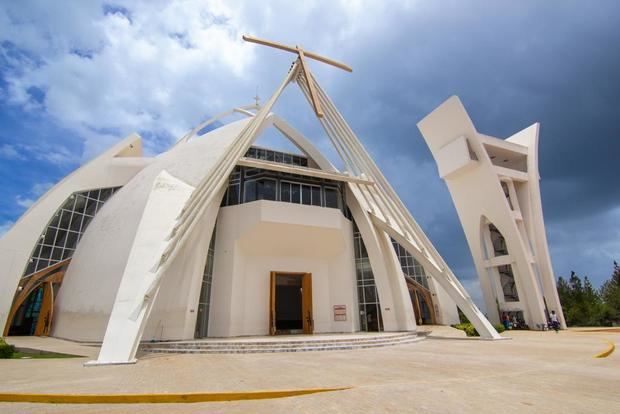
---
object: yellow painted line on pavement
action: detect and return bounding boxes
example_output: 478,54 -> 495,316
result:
594,341 -> 615,358
0,387 -> 351,404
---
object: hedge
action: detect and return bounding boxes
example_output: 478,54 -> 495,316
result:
0,338 -> 15,359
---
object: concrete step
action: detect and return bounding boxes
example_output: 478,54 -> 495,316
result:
144,335 -> 416,350
142,332 -> 414,348
142,333 -> 423,354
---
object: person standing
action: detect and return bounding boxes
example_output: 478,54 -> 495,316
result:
550,310 -> 560,333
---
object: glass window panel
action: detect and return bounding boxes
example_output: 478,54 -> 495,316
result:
228,184 -> 240,205
245,168 -> 260,178
283,153 -> 292,164
39,245 -> 52,260
55,228 -> 69,248
244,180 -> 257,202
73,195 -> 88,214
360,240 -> 368,258
25,261 -> 36,276
311,186 -> 321,206
275,152 -> 283,163
65,231 -> 79,249
258,179 -> 276,201
88,190 -> 101,200
291,183 -> 300,203
83,214 -> 94,229
85,198 -> 97,216
364,286 -> 377,303
48,213 -> 61,228
59,210 -> 72,228
99,188 -> 112,201
280,182 -> 291,202
200,281 -> 210,303
266,150 -> 274,162
61,248 -> 75,260
324,187 -> 339,208
62,197 -> 76,211
43,229 -> 57,245
302,185 -> 312,205
51,247 -> 63,261
224,187 -> 231,206
69,213 -> 83,232
36,259 -> 50,271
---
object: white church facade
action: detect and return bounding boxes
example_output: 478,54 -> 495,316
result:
1,38 -> 548,365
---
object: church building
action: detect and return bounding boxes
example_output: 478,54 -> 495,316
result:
0,37 -> 502,365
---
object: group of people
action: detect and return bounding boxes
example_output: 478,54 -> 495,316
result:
500,312 -> 526,330
501,310 -> 560,332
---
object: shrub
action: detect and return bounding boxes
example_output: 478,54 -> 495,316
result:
452,323 -> 505,337
452,322 -> 479,337
0,338 -> 15,359
494,324 -> 506,334
464,324 -> 479,337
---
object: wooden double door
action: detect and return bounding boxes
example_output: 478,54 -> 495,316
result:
269,272 -> 313,335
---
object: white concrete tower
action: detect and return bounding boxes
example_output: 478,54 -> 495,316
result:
417,96 -> 566,330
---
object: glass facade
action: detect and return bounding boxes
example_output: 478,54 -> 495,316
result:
489,224 -> 509,256
245,146 -> 309,167
221,167 -> 344,212
353,221 -> 383,332
498,264 -> 520,302
23,187 -> 121,277
488,224 -> 519,302
391,238 -> 436,324
195,228 -> 217,338
391,238 -> 429,289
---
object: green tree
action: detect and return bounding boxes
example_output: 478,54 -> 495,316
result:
557,263 -> 619,327
601,261 -> 620,322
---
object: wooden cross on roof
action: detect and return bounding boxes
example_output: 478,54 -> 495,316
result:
242,35 -> 352,118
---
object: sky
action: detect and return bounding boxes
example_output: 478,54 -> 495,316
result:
1,0 -> 619,309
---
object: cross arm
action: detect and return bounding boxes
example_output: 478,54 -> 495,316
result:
242,35 -> 352,72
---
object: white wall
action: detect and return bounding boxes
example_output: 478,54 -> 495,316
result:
418,96 -> 557,329
52,118 -> 250,341
0,134 -> 147,334
208,200 -> 358,337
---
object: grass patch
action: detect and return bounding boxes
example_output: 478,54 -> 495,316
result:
11,351 -> 82,359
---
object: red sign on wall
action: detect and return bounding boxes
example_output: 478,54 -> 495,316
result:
333,305 -> 347,321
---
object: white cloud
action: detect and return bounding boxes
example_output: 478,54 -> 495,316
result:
15,181 -> 54,210
15,196 -> 35,209
0,144 -> 25,160
32,181 -> 54,196
0,1 -> 409,159
1,1 -> 261,158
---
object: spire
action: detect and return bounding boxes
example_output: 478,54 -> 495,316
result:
242,34 -> 352,118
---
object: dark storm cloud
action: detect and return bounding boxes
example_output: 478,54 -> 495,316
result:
319,1 -> 620,290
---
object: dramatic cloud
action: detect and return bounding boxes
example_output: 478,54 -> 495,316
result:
1,1 -> 619,309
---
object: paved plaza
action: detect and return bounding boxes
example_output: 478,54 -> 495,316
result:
1,327 -> 618,413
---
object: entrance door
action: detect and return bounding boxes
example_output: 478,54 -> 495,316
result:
269,272 -> 313,335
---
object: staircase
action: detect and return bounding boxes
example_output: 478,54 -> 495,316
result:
141,332 -> 422,354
